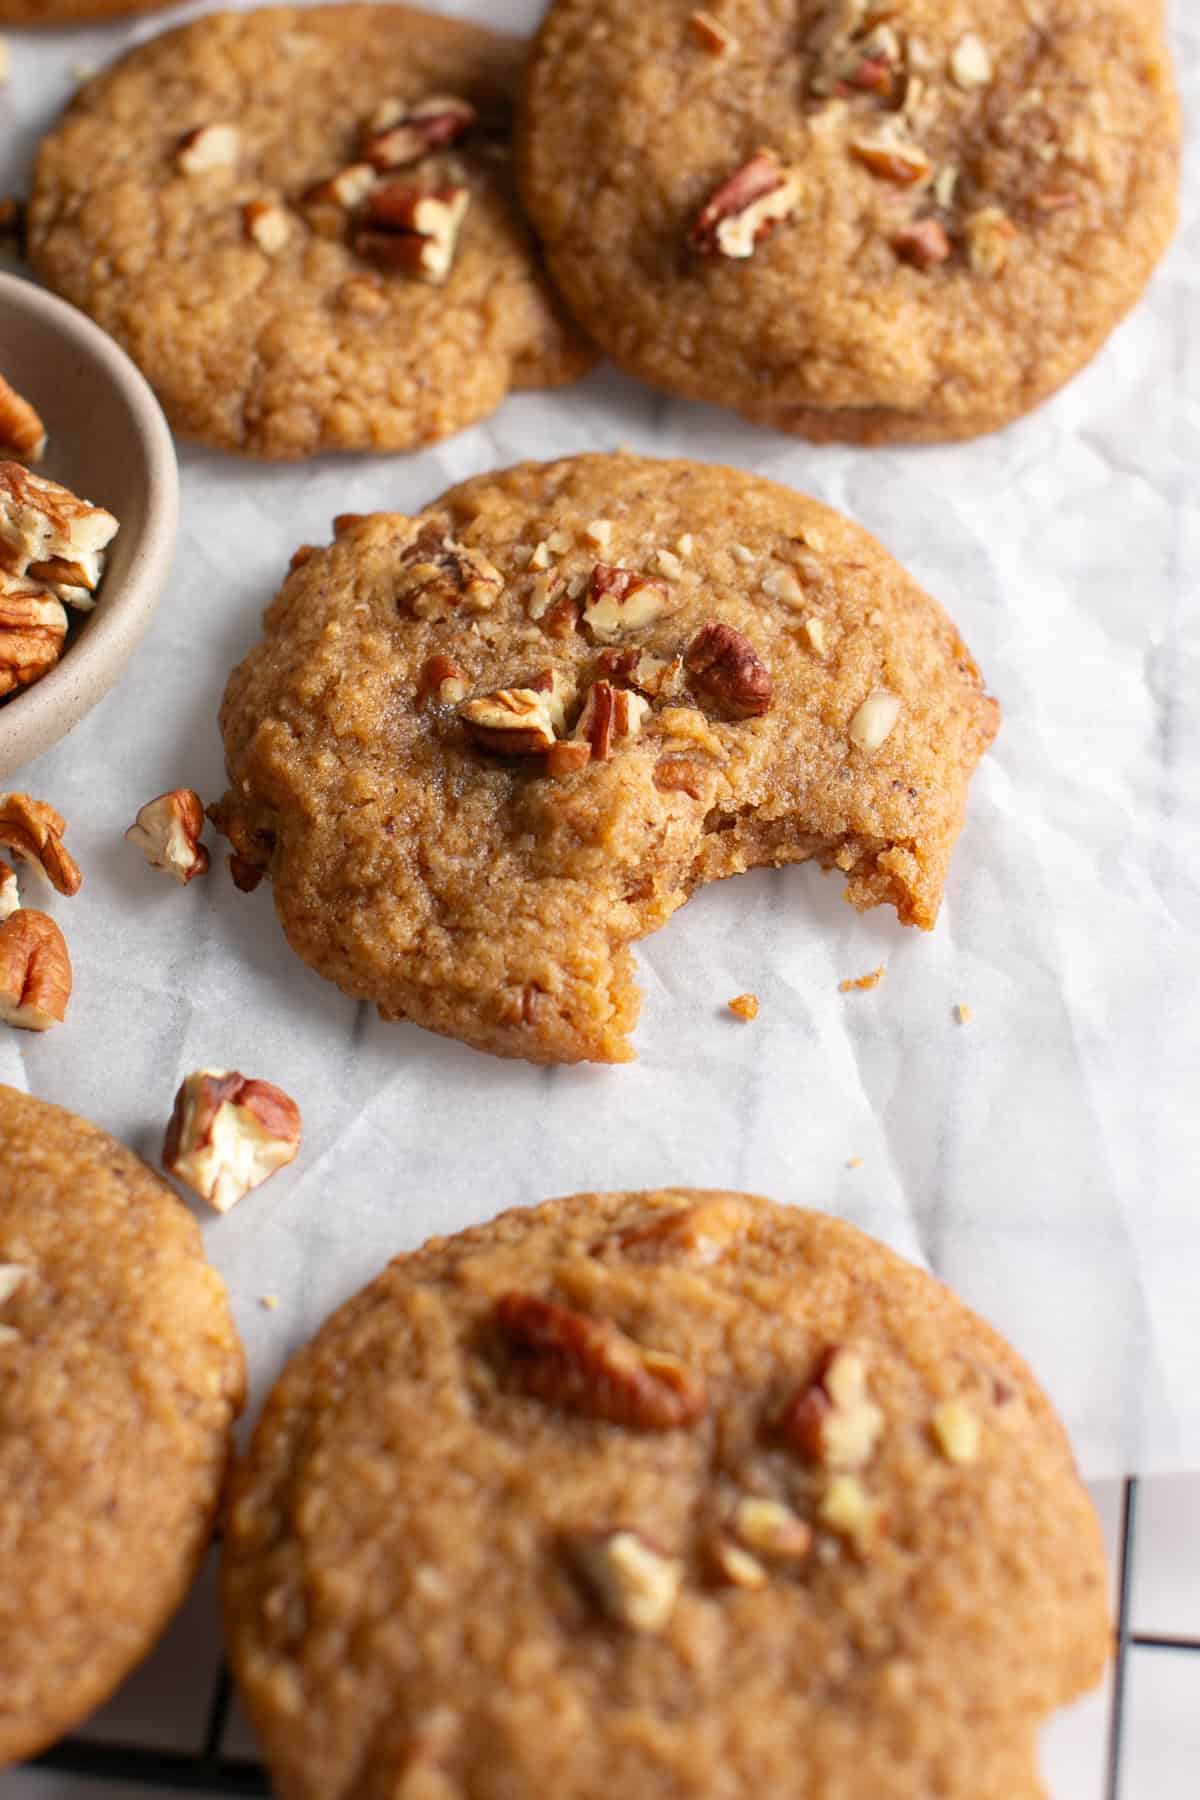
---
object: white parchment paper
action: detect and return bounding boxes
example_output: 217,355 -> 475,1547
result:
1,0 -> 1197,1483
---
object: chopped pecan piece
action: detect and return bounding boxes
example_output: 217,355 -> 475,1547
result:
460,669 -> 569,756
892,218 -> 951,268
0,794 -> 80,895
417,653 -> 469,706
690,151 -> 804,258
362,95 -> 477,170
0,909 -> 71,1031
710,1537 -> 768,1589
163,1070 -> 302,1213
849,134 -> 932,186
356,184 -> 470,284
687,10 -> 738,56
125,790 -> 210,884
819,1474 -> 883,1550
572,1531 -> 682,1632
176,123 -> 240,175
572,680 -> 650,762
653,756 -> 708,799
582,564 -> 673,642
243,200 -> 292,255
732,1496 -> 813,1561
0,462 -> 118,609
685,620 -> 773,718
605,1196 -> 749,1265
397,537 -> 503,620
0,573 -> 67,697
931,1398 -> 982,1464
596,646 -> 682,698
848,689 -> 901,750
305,162 -> 378,209
949,33 -> 993,91
495,1292 -> 707,1430
782,1346 -> 884,1470
965,206 -> 1017,276
0,374 -> 46,463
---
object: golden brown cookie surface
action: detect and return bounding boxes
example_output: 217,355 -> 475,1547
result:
28,6 -> 592,459
517,0 -> 1180,443
223,1190 -> 1109,1800
215,453 -> 998,1063
0,1085 -> 245,1766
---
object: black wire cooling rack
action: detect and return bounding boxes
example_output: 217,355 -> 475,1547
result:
26,1477 -> 1198,1799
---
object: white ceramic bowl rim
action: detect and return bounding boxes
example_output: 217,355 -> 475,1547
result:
0,270 -> 179,774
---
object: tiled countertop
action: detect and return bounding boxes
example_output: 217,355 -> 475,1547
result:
10,1475 -> 1199,1799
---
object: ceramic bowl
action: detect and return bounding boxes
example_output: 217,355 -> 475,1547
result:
0,271 -> 178,777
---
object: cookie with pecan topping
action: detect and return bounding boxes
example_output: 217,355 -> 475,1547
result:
517,0 -> 1179,442
27,5 -> 593,459
213,453 -> 998,1062
0,1085 -> 245,1765
223,1189 -> 1108,1800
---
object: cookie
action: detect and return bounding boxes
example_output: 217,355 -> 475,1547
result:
213,453 -> 999,1064
0,1085 -> 245,1765
0,1 -> 171,21
517,0 -> 1180,443
27,6 -> 593,459
223,1189 -> 1109,1800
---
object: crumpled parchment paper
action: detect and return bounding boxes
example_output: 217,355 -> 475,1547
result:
1,0 -> 1197,1482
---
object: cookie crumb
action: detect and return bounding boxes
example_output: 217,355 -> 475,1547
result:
260,1294 -> 281,1311
839,964 -> 886,993
727,992 -> 759,1021
955,1002 -> 972,1024
846,1157 -> 864,1170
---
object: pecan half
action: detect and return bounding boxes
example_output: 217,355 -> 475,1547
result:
582,565 -> 673,642
125,790 -> 210,885
690,150 -> 804,258
0,909 -> 72,1031
0,574 -> 67,697
356,184 -> 470,284
495,1292 -> 707,1431
684,621 -> 773,718
0,794 -> 81,895
361,95 -> 477,170
0,374 -> 46,463
460,668 -> 570,756
163,1070 -> 301,1213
